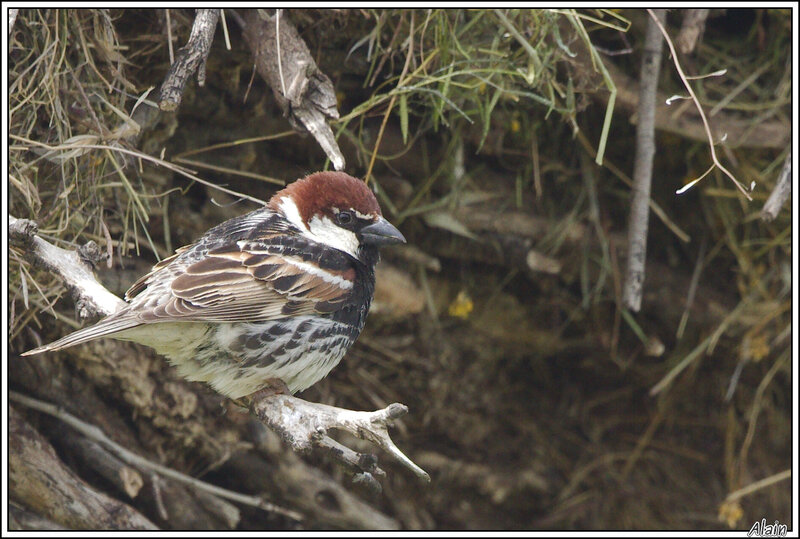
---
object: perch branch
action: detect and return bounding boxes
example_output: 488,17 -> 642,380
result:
159,9 -> 220,111
251,395 -> 431,482
12,215 -> 429,484
760,152 -> 791,222
622,9 -> 665,312
239,9 -> 345,170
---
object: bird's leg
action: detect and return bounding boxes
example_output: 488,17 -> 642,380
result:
238,378 -> 291,409
252,378 -> 291,398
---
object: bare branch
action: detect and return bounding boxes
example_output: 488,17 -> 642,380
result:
761,152 -> 791,222
240,9 -> 345,170
159,9 -> 220,112
622,9 -> 666,312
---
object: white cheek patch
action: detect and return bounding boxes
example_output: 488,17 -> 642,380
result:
307,215 -> 360,259
278,196 -> 360,259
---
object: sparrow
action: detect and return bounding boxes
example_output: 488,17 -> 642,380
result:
23,171 -> 406,399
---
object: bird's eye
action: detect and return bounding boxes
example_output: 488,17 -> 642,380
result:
336,211 -> 354,226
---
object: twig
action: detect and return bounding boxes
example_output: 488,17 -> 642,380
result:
10,391 -> 302,522
676,235 -> 708,339
603,59 -> 788,150
647,9 -> 752,200
219,8 -> 231,50
725,469 -> 791,502
165,9 -> 174,65
159,9 -> 220,111
275,9 -> 287,98
9,136 -> 268,206
760,151 -> 791,221
622,9 -> 666,312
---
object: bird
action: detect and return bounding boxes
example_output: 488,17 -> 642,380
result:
23,171 -> 406,400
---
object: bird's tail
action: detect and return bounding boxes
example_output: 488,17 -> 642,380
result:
21,314 -> 142,356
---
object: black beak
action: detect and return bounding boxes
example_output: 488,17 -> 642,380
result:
359,217 -> 406,247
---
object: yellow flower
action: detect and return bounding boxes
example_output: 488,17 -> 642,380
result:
448,290 -> 474,319
718,500 -> 743,529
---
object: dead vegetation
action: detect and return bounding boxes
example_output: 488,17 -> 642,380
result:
8,8 -> 792,531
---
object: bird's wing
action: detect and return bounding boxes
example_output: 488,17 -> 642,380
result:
132,240 -> 356,323
22,223 -> 356,355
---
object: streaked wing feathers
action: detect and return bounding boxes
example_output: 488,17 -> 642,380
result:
138,246 -> 354,323
125,245 -> 190,300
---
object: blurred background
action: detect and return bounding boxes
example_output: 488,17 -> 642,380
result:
8,8 -> 793,531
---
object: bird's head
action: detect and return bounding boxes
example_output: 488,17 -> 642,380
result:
269,171 -> 405,262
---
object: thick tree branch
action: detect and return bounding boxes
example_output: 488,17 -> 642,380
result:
239,9 -> 345,170
159,9 -> 220,111
10,391 -> 300,522
10,405 -> 158,530
11,215 -> 429,485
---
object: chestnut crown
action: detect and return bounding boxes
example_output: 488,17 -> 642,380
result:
269,171 -> 382,223
270,172 -> 404,260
